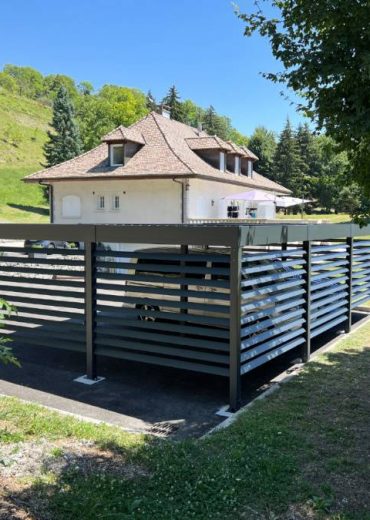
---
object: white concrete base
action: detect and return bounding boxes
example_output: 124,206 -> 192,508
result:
74,375 -> 105,385
215,405 -> 234,418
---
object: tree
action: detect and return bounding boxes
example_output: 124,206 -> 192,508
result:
248,126 -> 276,179
76,95 -> 115,150
43,74 -> 78,100
98,84 -> 148,127
0,72 -> 17,93
78,81 -> 94,96
44,86 -> 82,167
146,90 -> 157,111
3,64 -> 44,98
237,0 -> 370,196
161,85 -> 185,122
273,119 -> 306,195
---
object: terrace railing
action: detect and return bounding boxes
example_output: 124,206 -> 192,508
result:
0,223 -> 369,411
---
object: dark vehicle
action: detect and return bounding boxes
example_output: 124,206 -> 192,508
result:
24,239 -> 69,256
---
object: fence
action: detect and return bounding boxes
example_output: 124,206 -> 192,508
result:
0,223 -> 369,411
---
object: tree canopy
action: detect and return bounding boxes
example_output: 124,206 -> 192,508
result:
237,0 -> 370,195
44,86 -> 82,168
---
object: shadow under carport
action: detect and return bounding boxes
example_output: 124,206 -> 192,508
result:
0,311 -> 368,439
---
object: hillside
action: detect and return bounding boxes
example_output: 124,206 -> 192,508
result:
0,90 -> 50,222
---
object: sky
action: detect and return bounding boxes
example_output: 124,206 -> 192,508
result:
0,0 -> 307,136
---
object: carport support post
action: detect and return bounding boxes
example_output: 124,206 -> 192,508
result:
85,240 -> 97,380
302,240 -> 312,362
229,243 -> 242,412
345,236 -> 354,333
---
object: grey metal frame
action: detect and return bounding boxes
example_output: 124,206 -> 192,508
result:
1,222 -> 370,411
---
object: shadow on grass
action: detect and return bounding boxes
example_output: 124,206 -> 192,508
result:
2,345 -> 370,520
7,203 -> 49,216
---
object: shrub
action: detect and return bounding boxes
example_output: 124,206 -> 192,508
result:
0,298 -> 20,367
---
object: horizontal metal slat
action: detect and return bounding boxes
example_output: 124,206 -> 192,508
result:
0,247 -> 82,256
0,266 -> 83,277
4,330 -> 85,352
311,301 -> 347,320
0,275 -> 85,288
96,294 -> 229,314
241,337 -> 305,374
241,328 -> 305,362
241,297 -> 305,324
242,258 -> 305,275
96,304 -> 229,328
95,336 -> 229,364
241,319 -> 305,349
1,293 -> 85,310
241,269 -> 305,287
95,250 -> 230,263
241,308 -> 305,336
0,283 -> 84,299
311,267 -> 348,282
311,244 -> 347,253
94,346 -> 228,376
97,313 -> 229,339
351,294 -> 370,308
96,260 -> 229,277
310,315 -> 347,338
311,260 -> 348,271
0,256 -> 84,266
241,278 -> 304,300
311,275 -> 347,293
96,326 -> 228,351
241,288 -> 305,313
311,289 -> 348,310
242,249 -> 304,262
97,283 -> 229,301
310,307 -> 347,330
97,272 -> 229,289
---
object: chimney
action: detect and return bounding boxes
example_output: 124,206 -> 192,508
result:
161,104 -> 171,119
197,121 -> 203,135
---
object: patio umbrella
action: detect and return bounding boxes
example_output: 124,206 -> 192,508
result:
223,190 -> 277,202
275,196 -> 311,208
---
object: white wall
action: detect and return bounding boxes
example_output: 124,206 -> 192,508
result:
52,179 -> 182,224
187,178 -> 255,219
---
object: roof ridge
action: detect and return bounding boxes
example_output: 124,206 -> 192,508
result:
151,113 -> 195,174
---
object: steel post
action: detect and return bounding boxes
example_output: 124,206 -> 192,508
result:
229,243 -> 242,412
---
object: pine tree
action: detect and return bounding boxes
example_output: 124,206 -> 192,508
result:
146,90 -> 157,111
273,119 -> 304,194
248,126 -> 277,179
44,86 -> 82,167
161,85 -> 184,122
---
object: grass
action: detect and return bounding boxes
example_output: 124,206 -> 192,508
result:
1,322 -> 370,519
0,89 -> 50,223
0,165 -> 49,223
277,213 -> 351,223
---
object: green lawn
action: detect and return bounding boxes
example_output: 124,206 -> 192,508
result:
1,322 -> 370,519
277,213 -> 351,223
0,165 -> 49,223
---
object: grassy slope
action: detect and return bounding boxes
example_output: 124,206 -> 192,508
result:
0,89 -> 50,222
1,321 -> 370,519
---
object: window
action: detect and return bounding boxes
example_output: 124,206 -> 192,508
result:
62,195 -> 81,218
110,144 -> 124,166
248,161 -> 253,177
219,152 -> 226,171
97,195 -> 105,210
112,195 -> 120,210
234,156 -> 241,175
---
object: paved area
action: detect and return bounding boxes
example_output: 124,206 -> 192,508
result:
0,312 -> 368,439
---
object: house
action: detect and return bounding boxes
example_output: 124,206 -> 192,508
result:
24,110 -> 290,225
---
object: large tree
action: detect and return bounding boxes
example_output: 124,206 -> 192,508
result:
273,119 -> 306,195
44,86 -> 82,167
237,0 -> 370,195
161,85 -> 185,122
248,126 -> 276,179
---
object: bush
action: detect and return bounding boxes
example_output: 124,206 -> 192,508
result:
0,298 -> 20,367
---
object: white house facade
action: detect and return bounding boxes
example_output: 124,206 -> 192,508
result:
25,110 -> 291,226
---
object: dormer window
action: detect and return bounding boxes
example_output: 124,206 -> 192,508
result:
110,144 -> 124,166
219,152 -> 226,171
247,161 -> 253,178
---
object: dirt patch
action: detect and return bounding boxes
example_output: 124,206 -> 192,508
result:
0,438 -> 147,480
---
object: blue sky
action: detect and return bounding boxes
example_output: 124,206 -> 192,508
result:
0,0 -> 307,136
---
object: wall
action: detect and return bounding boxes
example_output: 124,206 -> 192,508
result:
52,178 -> 182,225
187,178 -> 255,219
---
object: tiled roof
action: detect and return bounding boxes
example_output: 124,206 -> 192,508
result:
101,125 -> 145,145
241,146 -> 259,161
227,141 -> 248,156
24,112 -> 290,194
186,136 -> 233,152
